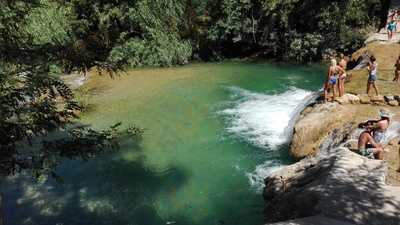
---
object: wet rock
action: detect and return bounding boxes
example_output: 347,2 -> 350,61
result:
358,94 -> 371,104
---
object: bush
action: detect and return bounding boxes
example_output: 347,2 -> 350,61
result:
108,31 -> 192,68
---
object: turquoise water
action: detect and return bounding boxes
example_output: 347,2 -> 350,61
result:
1,62 -> 324,225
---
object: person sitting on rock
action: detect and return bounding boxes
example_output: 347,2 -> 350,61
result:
359,109 -> 391,144
357,128 -> 384,160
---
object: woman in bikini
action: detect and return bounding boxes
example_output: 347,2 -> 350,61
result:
367,55 -> 379,96
387,19 -> 397,40
324,59 -> 343,102
338,54 -> 347,97
393,55 -> 400,82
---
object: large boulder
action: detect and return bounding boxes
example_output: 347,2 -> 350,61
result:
290,103 -> 355,159
264,147 -> 400,225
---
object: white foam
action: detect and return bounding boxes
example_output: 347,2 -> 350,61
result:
221,86 -> 314,149
220,86 -> 317,192
246,160 -> 283,193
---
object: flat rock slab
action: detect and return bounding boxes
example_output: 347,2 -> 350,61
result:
264,148 -> 400,225
265,216 -> 356,225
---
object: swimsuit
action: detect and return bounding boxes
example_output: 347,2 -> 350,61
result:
328,76 -> 337,85
368,63 -> 378,82
359,148 -> 375,159
388,23 -> 396,31
373,130 -> 386,143
328,66 -> 339,85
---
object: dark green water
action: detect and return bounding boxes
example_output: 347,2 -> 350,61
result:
2,62 -> 324,225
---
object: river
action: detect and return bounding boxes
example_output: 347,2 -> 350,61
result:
1,62 -> 324,225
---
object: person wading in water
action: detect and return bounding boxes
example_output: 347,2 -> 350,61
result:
367,55 -> 379,96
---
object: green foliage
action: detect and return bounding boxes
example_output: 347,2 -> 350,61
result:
108,34 -> 192,68
287,33 -> 323,62
24,0 -> 73,46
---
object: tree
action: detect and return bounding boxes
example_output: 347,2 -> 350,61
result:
0,0 -> 142,181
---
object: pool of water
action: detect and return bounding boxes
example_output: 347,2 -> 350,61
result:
1,62 -> 324,225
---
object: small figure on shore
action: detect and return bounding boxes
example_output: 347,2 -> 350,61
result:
338,53 -> 347,97
324,59 -> 343,102
393,55 -> 400,82
366,55 -> 379,96
387,20 -> 397,40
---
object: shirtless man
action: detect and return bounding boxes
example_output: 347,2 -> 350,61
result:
360,109 -> 391,143
358,128 -> 384,160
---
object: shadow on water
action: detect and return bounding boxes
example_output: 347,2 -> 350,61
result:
1,141 -> 194,225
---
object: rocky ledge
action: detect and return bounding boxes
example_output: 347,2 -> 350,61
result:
263,101 -> 400,225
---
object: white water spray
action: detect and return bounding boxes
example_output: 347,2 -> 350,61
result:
220,86 -> 318,192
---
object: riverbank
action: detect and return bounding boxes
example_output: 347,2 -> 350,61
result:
263,35 -> 400,224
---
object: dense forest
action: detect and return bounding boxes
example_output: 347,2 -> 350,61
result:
0,0 -> 391,180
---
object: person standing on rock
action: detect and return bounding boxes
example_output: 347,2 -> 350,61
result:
393,55 -> 400,82
387,20 -> 396,40
338,54 -> 347,97
367,55 -> 379,96
324,59 -> 343,102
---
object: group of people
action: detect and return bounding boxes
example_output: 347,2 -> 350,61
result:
322,53 -> 396,160
324,53 -> 396,102
323,54 -> 348,102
